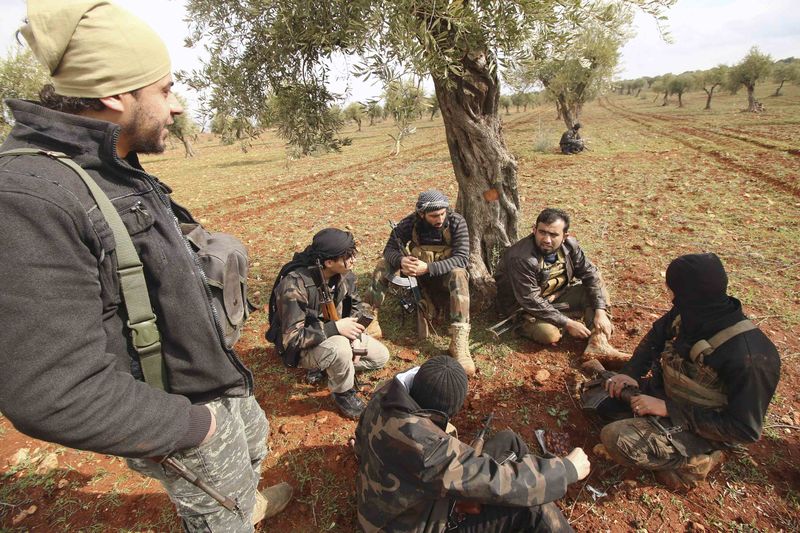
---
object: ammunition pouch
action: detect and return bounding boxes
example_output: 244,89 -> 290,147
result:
410,244 -> 451,264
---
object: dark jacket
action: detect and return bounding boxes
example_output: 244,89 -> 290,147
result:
621,305 -> 781,445
384,211 -> 469,277
354,368 -> 577,533
494,235 -> 606,327
272,267 -> 365,366
0,100 -> 251,458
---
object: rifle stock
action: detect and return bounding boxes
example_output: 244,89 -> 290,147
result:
316,259 -> 340,322
453,413 -> 494,516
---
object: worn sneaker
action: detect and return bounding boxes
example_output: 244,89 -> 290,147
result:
333,389 -> 366,420
305,369 -> 325,386
251,482 -> 293,524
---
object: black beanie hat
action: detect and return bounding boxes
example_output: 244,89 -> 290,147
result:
410,356 -> 468,418
665,253 -> 728,305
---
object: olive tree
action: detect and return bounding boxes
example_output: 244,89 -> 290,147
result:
384,78 -> 425,155
698,65 -> 728,110
0,48 -> 49,139
183,0 -> 673,303
667,73 -> 693,107
519,3 -> 635,129
729,47 -> 772,112
343,102 -> 365,131
167,93 -> 200,157
771,61 -> 799,97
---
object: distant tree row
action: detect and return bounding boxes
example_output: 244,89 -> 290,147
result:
615,47 -> 800,112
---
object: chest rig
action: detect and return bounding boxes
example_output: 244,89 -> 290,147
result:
410,221 -> 452,264
660,316 -> 756,409
539,249 -> 568,299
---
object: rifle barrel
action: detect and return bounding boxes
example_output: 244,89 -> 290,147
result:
162,456 -> 238,512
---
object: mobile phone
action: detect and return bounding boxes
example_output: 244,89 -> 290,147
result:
357,314 -> 374,328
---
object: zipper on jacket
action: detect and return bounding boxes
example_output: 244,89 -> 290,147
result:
110,130 -> 253,392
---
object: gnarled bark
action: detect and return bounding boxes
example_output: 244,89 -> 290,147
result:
432,52 -> 519,309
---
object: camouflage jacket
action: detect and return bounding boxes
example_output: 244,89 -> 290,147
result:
494,235 -> 606,327
354,367 -> 576,533
272,267 -> 365,366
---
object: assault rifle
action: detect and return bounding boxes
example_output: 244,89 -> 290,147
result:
315,258 -> 366,364
452,413 -> 495,516
316,258 -> 340,322
486,302 -> 569,339
387,220 -> 433,339
579,361 -> 641,412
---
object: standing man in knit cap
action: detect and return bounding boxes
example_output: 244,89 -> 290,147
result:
495,207 -> 629,367
354,355 -> 591,532
595,253 -> 780,489
367,189 -> 475,376
0,1 -> 290,530
267,228 -> 390,420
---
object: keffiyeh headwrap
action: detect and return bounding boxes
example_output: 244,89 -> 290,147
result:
416,189 -> 449,214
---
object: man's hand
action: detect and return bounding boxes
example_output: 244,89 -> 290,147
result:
400,256 -> 428,276
565,448 -> 591,481
413,259 -> 429,276
594,309 -> 613,338
335,317 -> 366,340
200,408 -> 217,445
605,374 -> 638,399
400,256 -> 419,276
565,319 -> 591,339
630,394 -> 668,417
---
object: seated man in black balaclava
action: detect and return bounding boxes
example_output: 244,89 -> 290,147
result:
596,253 -> 780,489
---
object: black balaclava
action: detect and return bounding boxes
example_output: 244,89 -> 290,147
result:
665,253 -> 743,343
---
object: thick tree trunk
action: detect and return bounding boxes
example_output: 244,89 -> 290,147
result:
677,92 -> 683,107
559,96 -> 575,130
746,84 -> 758,112
433,53 -> 519,309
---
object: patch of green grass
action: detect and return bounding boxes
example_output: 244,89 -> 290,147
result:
546,406 -> 569,428
722,456 -> 770,485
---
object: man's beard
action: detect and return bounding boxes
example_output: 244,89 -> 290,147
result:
123,106 -> 167,155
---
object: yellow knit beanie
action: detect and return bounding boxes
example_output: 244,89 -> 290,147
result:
20,0 -> 171,98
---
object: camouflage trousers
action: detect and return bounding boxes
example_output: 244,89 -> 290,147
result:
127,395 -> 269,532
519,283 -> 609,344
596,380 -> 719,475
451,430 -> 573,533
300,334 -> 389,393
368,259 -> 470,323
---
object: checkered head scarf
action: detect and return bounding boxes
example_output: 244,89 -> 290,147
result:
415,189 -> 449,214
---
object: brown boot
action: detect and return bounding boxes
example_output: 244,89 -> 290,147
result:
654,450 -> 726,490
582,331 -> 630,370
252,482 -> 293,524
364,308 -> 382,339
448,322 -> 475,377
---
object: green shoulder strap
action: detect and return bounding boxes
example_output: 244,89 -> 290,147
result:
689,319 -> 757,364
0,148 -> 168,391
